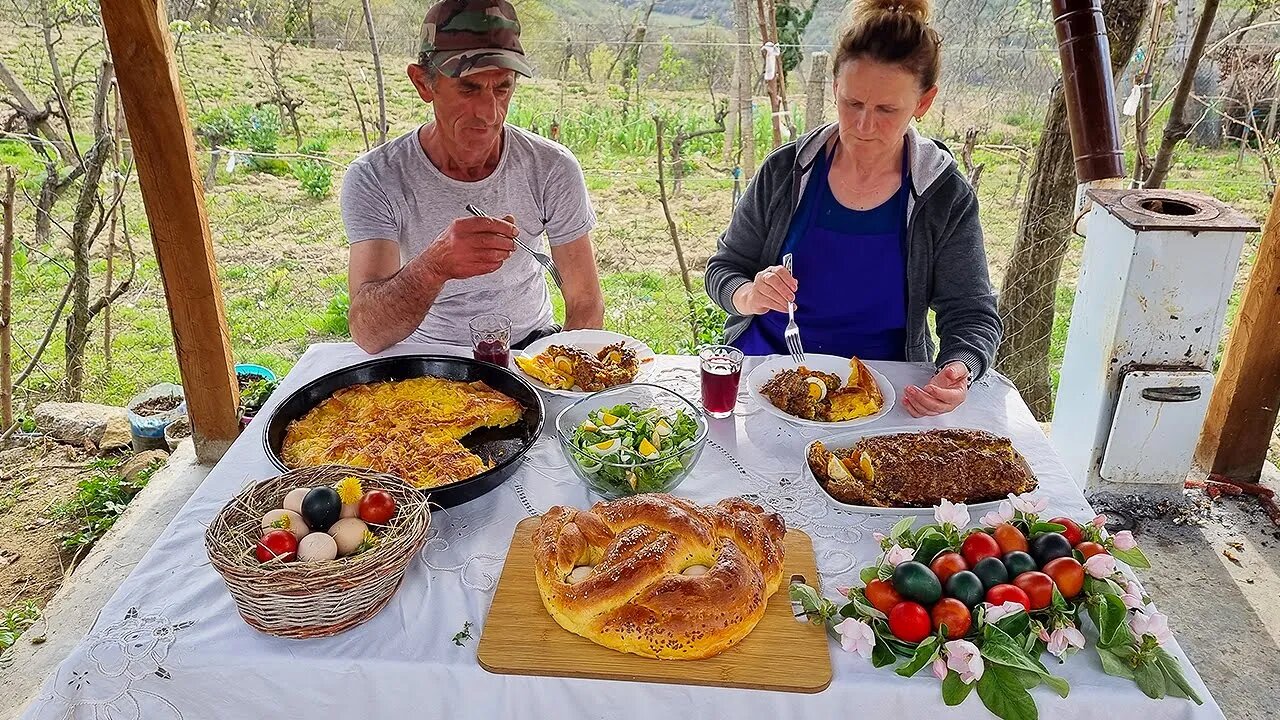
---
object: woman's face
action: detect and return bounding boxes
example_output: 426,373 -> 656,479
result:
833,58 -> 938,153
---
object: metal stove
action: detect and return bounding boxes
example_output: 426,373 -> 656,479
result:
1051,189 -> 1258,489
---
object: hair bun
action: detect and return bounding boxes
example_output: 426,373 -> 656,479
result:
854,0 -> 931,23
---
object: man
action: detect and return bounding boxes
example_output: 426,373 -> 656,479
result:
341,0 -> 605,353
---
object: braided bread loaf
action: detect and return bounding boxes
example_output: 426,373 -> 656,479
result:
532,494 -> 787,660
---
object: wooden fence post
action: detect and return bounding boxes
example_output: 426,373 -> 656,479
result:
805,51 -> 829,133
100,0 -> 240,463
1,169 -> 13,430
1194,184 -> 1280,481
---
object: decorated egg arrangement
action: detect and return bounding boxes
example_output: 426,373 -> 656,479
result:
255,476 -> 397,566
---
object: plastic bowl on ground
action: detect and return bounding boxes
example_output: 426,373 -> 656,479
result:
556,383 -> 708,499
235,364 -> 277,383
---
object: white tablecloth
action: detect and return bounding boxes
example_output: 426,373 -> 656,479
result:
22,343 -> 1224,720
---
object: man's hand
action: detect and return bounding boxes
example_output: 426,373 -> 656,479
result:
422,216 -> 518,281
732,264 -> 799,315
904,361 -> 970,417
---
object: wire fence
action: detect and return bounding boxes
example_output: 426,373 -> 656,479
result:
2,9 -> 1278,461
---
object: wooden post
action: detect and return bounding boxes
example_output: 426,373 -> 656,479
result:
100,0 -> 239,463
755,0 -> 783,148
735,0 -> 755,177
1,169 -> 13,429
805,51 -> 829,133
1194,185 -> 1280,481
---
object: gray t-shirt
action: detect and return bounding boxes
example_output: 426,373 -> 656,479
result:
340,124 -> 596,345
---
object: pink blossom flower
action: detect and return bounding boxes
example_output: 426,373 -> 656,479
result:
835,618 -> 876,659
1092,514 -> 1108,529
934,499 -> 971,528
931,656 -> 948,681
1130,606 -> 1173,646
1112,530 -> 1137,551
944,640 -> 985,684
981,501 -> 1014,526
873,532 -> 887,545
1037,625 -> 1051,643
836,586 -> 851,597
885,544 -> 915,567
983,601 -> 1026,624
1046,625 -> 1086,657
1084,553 -> 1117,578
1009,493 -> 1048,515
1121,580 -> 1145,610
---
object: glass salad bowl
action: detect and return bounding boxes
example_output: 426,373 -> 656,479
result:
555,383 -> 708,499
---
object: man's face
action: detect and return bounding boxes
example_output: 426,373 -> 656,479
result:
410,65 -> 516,156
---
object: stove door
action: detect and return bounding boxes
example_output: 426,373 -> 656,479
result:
1099,370 -> 1214,485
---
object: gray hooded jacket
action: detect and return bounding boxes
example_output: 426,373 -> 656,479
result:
704,123 -> 1002,380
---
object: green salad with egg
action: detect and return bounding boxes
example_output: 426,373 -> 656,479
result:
568,404 -> 701,496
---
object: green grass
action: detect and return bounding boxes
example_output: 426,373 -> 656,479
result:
0,600 -> 41,657
51,458 -> 162,553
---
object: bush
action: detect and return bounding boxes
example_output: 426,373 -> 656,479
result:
291,138 -> 332,199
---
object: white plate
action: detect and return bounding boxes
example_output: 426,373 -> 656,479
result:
746,354 -> 896,429
801,426 -> 1033,516
515,329 -> 656,398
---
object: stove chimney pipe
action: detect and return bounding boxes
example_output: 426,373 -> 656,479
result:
1052,0 -> 1125,182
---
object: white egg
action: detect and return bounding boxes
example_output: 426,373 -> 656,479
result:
566,565 -> 594,584
282,487 -> 311,515
681,564 -> 710,577
329,518 -> 368,557
261,509 -> 309,540
296,532 -> 338,562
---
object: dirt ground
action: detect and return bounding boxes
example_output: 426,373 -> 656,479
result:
0,440 -> 93,616
1092,484 -> 1280,720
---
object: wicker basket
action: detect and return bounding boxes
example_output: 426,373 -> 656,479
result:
205,465 -> 431,638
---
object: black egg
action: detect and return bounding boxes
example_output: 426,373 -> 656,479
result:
301,487 -> 342,531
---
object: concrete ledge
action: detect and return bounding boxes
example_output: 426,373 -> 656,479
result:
0,440 -> 209,719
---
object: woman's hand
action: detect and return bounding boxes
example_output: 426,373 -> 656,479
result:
731,265 -> 799,315
904,362 -> 969,417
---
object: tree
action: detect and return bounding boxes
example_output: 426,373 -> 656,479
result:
1144,0 -> 1222,188
996,0 -> 1151,419
775,0 -> 820,75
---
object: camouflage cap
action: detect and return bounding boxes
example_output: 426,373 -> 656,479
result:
419,0 -> 534,78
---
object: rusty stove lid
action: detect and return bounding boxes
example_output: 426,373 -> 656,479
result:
1085,189 -> 1259,233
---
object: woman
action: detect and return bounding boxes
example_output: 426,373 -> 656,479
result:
704,0 -> 1001,417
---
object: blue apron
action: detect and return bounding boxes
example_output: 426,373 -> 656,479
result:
733,146 -> 910,360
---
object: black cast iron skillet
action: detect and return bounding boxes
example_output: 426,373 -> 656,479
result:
263,355 -> 545,509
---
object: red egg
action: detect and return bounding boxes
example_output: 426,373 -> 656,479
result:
358,490 -> 396,525
256,529 -> 298,563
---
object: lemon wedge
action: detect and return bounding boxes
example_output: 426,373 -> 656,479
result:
826,454 -> 852,480
805,376 -> 828,402
554,356 -> 574,374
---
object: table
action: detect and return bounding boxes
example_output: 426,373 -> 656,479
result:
22,343 -> 1224,720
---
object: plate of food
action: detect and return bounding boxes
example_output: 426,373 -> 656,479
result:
263,355 -> 543,509
514,329 -> 655,397
746,354 -> 895,429
803,426 -> 1040,515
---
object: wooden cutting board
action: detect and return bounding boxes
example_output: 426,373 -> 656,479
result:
477,518 -> 832,694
